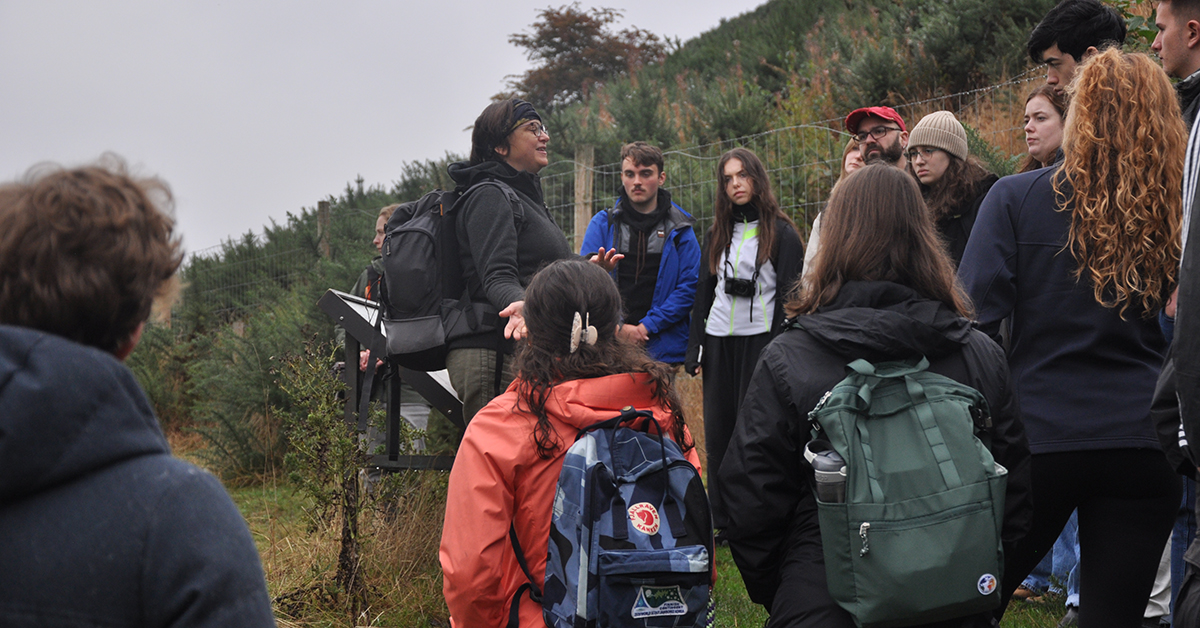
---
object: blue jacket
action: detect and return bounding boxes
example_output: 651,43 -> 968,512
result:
580,192 -> 700,363
958,166 -> 1167,454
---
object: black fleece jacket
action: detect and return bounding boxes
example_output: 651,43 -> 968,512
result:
718,282 -> 1031,625
447,160 -> 573,351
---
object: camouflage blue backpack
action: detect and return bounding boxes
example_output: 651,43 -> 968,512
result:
509,408 -> 714,628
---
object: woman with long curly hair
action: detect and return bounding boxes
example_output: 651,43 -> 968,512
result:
684,147 -> 804,534
440,259 -> 700,627
960,49 -> 1184,626
904,110 -> 998,266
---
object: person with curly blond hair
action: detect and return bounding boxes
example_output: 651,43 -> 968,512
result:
960,49 -> 1185,626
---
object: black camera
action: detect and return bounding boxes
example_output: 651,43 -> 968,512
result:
724,276 -> 757,298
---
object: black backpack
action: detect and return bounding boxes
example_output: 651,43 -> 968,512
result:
379,180 -> 522,371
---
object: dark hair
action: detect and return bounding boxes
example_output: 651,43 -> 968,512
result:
911,154 -> 993,220
1018,84 -> 1068,173
790,164 -> 972,318
512,259 -> 691,459
1027,0 -> 1126,64
1160,0 -> 1200,19
469,99 -> 528,166
708,148 -> 798,274
620,141 -> 664,173
0,155 -> 183,353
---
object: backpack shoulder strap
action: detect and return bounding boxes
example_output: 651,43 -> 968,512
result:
457,179 -> 525,225
506,523 -> 543,628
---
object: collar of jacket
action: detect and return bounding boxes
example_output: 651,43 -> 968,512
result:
610,188 -> 695,234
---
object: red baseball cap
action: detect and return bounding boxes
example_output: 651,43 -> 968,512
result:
845,106 -> 907,134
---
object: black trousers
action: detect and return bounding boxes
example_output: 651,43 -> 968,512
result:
996,449 -> 1180,628
702,332 -> 771,530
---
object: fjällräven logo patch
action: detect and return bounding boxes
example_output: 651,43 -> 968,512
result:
628,502 -> 660,535
977,573 -> 997,596
631,585 -> 688,618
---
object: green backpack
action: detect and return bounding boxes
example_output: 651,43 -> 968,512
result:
807,357 -> 1007,628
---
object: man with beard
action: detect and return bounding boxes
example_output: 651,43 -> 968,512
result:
580,141 -> 700,365
844,106 -> 908,168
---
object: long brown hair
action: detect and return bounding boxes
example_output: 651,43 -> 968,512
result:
512,259 -> 691,459
914,154 -> 993,220
1056,49 -> 1184,317
1018,84 -> 1067,173
789,164 -> 972,317
707,148 -> 798,274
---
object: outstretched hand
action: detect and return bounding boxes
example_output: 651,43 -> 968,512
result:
588,247 -> 624,272
501,300 -> 526,340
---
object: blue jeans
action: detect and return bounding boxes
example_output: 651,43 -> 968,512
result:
1174,477 -> 1198,618
1062,511 -> 1080,607
1022,510 -> 1078,599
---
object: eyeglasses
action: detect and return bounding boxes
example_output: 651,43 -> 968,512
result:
905,147 -> 942,161
525,122 -> 550,138
854,126 -> 902,142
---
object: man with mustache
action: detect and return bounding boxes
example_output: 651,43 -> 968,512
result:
844,106 -> 908,169
580,141 -> 700,365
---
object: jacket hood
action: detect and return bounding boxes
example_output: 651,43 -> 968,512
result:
448,159 -> 544,206
793,281 -> 973,361
526,372 -> 671,432
0,326 -> 169,502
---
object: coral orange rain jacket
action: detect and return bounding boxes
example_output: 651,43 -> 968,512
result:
440,372 -> 702,627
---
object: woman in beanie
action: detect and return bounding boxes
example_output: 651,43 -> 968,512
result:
905,110 -> 997,267
445,99 -> 575,423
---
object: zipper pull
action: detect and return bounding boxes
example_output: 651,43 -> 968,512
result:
859,522 -> 871,556
808,390 -> 833,420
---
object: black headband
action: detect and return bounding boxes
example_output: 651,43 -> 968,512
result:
511,100 -> 542,129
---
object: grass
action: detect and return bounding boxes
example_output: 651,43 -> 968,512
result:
220,475 -> 1068,627
177,391 -> 1069,628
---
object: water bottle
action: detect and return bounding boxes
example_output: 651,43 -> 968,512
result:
805,439 -> 846,503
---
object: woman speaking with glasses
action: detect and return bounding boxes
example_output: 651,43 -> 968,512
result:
445,99 -> 576,423
902,111 -> 998,267
684,147 -> 804,537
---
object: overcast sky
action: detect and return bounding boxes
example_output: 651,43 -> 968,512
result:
0,1 -> 765,255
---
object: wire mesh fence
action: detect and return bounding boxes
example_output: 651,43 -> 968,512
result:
180,72 -> 1040,320
542,71 -> 1040,244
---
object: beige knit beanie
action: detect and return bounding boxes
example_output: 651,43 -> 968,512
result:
907,111 -> 968,161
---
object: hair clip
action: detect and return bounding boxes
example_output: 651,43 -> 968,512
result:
569,312 -> 598,354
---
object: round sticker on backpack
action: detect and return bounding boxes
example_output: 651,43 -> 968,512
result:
977,573 -> 997,596
628,502 -> 660,535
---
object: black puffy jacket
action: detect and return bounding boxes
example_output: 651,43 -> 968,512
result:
718,281 -> 1031,627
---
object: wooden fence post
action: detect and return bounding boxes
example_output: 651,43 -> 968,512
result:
318,200 -> 331,259
573,144 -> 595,252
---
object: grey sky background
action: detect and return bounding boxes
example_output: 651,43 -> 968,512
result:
0,1 -> 764,255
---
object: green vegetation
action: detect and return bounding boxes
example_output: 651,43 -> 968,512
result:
132,0 -> 1158,624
